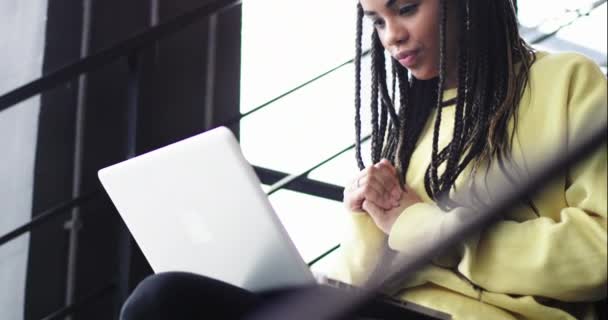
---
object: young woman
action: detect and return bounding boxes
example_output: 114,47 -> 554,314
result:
336,0 -> 607,319
121,0 -> 606,319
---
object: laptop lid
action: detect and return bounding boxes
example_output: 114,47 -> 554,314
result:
98,126 -> 315,292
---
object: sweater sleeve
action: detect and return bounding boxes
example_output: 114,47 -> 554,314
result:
388,53 -> 607,302
329,211 -> 387,286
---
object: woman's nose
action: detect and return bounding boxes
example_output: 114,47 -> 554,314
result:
384,20 -> 409,47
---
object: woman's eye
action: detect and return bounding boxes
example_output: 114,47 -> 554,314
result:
373,19 -> 386,28
399,4 -> 419,16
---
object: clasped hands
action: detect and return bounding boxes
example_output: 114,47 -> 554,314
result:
343,159 -> 423,234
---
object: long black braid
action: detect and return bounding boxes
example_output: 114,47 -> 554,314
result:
370,30 -> 381,164
426,0 -> 450,200
354,3 -> 365,170
354,0 -> 536,210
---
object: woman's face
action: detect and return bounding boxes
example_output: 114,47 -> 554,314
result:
359,0 -> 458,84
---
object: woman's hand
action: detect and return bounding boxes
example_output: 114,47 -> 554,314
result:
343,159 -> 402,212
362,185 -> 423,234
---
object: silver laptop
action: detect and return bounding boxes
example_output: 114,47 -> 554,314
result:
98,126 -> 450,319
98,126 -> 315,292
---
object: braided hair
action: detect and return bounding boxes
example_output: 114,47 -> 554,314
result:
354,0 -> 536,210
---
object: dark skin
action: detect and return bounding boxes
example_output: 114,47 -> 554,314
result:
344,0 -> 460,234
361,0 -> 459,86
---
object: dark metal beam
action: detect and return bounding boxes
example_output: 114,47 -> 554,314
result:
264,135 -> 371,197
0,192 -> 100,247
0,0 -> 241,112
221,49 -> 371,129
40,284 -> 116,320
253,166 -> 344,202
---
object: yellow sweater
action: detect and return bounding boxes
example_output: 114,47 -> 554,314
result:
330,52 -> 607,319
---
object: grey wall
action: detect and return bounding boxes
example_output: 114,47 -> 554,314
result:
0,1 -> 48,319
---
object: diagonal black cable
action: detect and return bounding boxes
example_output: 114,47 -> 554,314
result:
254,166 -> 344,201
0,191 -> 101,247
263,133 -> 373,267
263,133 -> 372,267
246,120 -> 607,319
266,134 -> 371,196
0,47 -> 372,248
0,0 -> 242,112
307,244 -> 340,267
222,49 -> 372,128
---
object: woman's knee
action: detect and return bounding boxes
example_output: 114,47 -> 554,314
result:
120,272 -> 260,320
120,272 -> 196,320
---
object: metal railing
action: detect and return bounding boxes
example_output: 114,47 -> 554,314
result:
0,2 -> 372,247
0,0 -> 370,318
0,0 -> 605,319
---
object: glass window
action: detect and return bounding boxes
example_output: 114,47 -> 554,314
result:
553,2 -> 607,58
240,1 -> 375,264
268,189 -> 347,263
520,1 -> 607,66
240,0 -> 607,267
241,1 -> 359,113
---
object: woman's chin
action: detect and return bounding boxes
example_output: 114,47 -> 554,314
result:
409,69 -> 439,81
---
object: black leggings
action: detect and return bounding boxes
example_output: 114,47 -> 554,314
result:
120,272 -> 310,320
120,272 -> 439,319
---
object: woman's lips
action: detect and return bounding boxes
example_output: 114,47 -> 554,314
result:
396,50 -> 419,68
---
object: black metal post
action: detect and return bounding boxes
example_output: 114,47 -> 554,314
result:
115,50 -> 142,313
0,192 -> 99,247
204,13 -> 219,131
64,1 -> 93,317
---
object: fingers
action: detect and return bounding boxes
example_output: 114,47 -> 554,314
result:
359,160 -> 399,193
377,158 -> 397,175
343,159 -> 402,211
362,182 -> 395,210
362,199 -> 384,217
349,159 -> 396,185
357,174 -> 390,198
344,181 -> 392,211
373,160 -> 401,195
363,200 -> 390,234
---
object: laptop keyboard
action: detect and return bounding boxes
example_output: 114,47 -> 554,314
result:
313,273 -> 452,319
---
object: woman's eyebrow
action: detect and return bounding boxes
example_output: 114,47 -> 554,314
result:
363,0 -> 398,16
